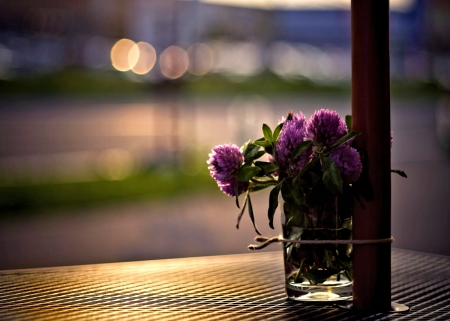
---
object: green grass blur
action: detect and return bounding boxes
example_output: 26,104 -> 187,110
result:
0,69 -> 443,98
0,165 -> 216,219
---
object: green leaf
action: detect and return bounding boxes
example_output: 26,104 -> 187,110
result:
298,160 -> 314,177
321,157 -> 343,195
254,141 -> 271,147
292,140 -> 313,159
236,192 -> 249,229
254,161 -> 278,175
281,178 -> 305,208
237,166 -> 262,181
293,258 -> 305,283
249,150 -> 265,162
243,143 -> 261,161
255,149 -> 266,157
264,145 -> 274,156
250,176 -> 278,184
284,203 -> 309,227
262,124 -> 273,143
253,138 -> 271,147
247,194 -> 261,235
272,123 -> 283,142
342,218 -> 352,229
391,169 -> 407,178
329,130 -> 360,150
250,177 -> 278,191
345,115 -> 352,132
305,268 -> 337,285
324,250 -> 337,270
268,183 -> 282,229
308,171 -> 321,185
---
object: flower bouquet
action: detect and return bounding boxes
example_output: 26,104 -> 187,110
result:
207,109 -> 404,302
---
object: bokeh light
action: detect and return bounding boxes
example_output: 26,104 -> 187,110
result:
111,38 -> 138,72
111,39 -> 157,75
187,43 -> 213,76
127,43 -> 140,70
268,42 -> 351,82
159,46 -> 189,79
268,41 -> 300,79
131,42 -> 157,75
209,41 -> 263,79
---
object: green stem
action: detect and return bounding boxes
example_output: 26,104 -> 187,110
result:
293,258 -> 305,283
344,270 -> 353,282
332,247 -> 352,281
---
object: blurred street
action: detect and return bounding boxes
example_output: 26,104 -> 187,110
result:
0,191 -> 279,269
1,94 -> 450,269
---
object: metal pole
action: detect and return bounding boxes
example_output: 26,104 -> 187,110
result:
351,0 -> 391,311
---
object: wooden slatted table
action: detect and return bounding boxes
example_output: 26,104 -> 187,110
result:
1,248 -> 449,320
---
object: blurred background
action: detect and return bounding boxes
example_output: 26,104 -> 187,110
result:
0,0 -> 449,270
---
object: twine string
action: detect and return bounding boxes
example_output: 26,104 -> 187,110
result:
248,236 -> 394,250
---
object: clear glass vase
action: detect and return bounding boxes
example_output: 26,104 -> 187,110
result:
281,197 -> 353,302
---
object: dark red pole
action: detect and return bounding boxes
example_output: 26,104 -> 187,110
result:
351,0 -> 391,312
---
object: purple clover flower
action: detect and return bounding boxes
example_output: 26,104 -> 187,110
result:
306,109 -> 348,147
207,144 -> 248,197
207,144 -> 243,182
274,112 -> 312,177
329,145 -> 362,184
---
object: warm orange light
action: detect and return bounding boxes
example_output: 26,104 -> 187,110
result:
131,42 -> 157,75
159,46 -> 189,79
111,38 -> 138,72
187,43 -> 213,76
128,43 -> 140,70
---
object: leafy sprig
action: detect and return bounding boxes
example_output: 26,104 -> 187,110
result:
210,111 -> 407,287
230,113 -> 405,235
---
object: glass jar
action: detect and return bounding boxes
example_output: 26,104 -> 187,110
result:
281,197 -> 353,302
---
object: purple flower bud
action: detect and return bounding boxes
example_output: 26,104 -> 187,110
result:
207,144 -> 248,196
306,109 -> 348,147
275,112 -> 312,177
329,145 -> 362,184
207,144 -> 244,182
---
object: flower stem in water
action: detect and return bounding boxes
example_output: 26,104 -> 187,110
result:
294,258 -> 305,283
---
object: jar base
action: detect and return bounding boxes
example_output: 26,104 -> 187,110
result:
285,275 -> 352,302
